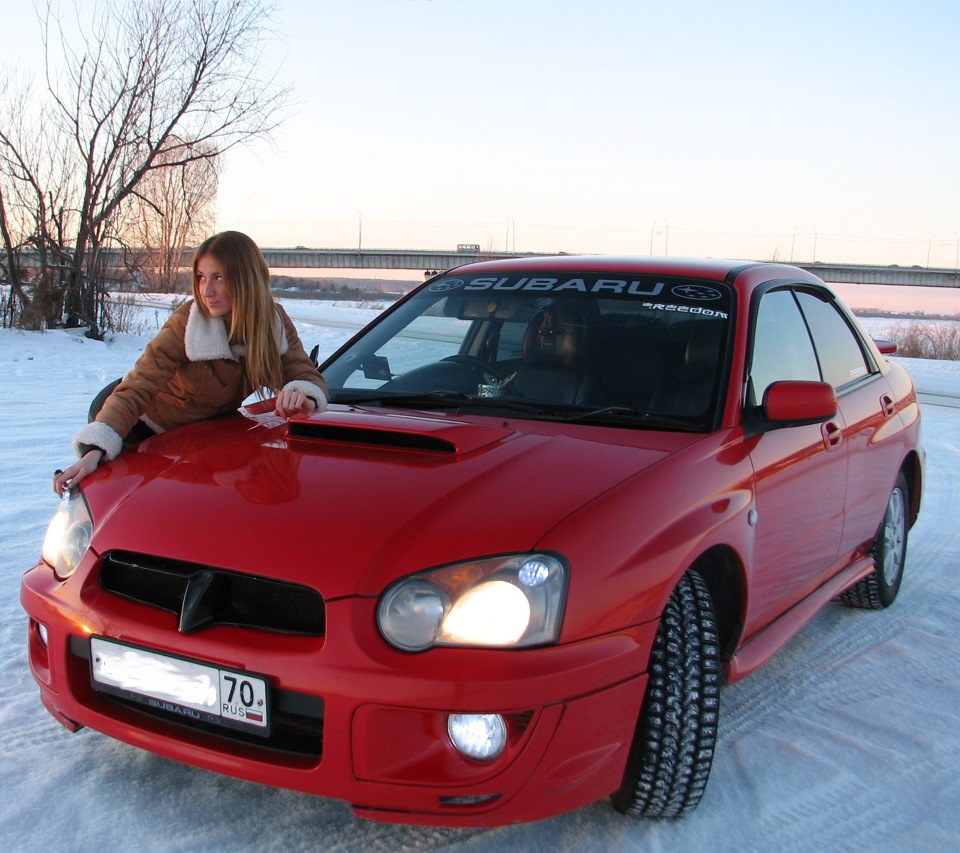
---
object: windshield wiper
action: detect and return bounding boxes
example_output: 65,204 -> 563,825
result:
333,389 -> 471,406
561,407 -> 702,432
332,389 -> 547,414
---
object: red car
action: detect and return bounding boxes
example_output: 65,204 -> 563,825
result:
22,257 -> 923,826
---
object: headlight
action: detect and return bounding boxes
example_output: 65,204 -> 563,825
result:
378,554 -> 567,651
42,490 -> 94,580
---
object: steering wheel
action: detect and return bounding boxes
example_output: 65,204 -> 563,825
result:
440,355 -> 508,383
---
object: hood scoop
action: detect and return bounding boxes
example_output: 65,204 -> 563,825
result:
286,409 -> 514,456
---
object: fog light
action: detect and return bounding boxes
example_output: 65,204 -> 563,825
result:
37,622 -> 49,647
447,713 -> 507,761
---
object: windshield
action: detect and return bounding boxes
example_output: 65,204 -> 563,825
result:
321,271 -> 732,431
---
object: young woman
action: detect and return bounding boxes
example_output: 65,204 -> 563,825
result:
53,231 -> 328,496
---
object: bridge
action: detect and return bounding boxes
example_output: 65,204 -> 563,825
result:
12,246 -> 960,288
259,248 -> 960,288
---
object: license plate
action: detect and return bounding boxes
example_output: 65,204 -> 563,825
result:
90,637 -> 270,735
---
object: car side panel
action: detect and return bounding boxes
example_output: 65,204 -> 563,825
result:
745,415 -> 847,638
836,374 -> 912,557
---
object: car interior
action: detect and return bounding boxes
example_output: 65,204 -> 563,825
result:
328,291 -> 729,429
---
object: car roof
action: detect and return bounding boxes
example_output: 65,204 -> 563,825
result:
447,255 -> 826,288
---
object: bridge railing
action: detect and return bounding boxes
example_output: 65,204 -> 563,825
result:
10,247 -> 960,287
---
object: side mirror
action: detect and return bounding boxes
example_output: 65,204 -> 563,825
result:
763,380 -> 837,426
872,338 -> 898,355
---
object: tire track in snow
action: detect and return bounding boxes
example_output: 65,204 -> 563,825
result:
919,390 -> 960,408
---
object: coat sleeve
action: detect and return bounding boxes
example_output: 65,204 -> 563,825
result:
277,306 -> 329,410
71,305 -> 191,459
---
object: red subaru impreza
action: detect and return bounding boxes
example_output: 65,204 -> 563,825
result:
22,256 -> 923,826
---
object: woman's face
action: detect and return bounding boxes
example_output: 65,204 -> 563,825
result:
196,254 -> 233,319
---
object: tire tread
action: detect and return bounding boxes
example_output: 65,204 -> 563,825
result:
612,571 -> 721,818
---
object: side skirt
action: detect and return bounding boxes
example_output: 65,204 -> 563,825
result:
725,555 -> 875,682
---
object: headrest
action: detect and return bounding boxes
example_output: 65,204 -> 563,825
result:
522,305 -> 585,367
683,322 -> 721,379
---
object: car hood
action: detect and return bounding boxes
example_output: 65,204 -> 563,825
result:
85,406 -> 698,598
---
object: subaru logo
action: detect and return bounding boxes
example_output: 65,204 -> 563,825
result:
672,285 -> 723,301
428,278 -> 465,292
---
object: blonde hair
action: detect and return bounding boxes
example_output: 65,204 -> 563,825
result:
192,231 -> 283,394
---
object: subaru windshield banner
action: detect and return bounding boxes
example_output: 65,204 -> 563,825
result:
426,272 -> 730,317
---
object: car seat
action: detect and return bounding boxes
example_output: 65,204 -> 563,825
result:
652,322 -> 721,416
509,305 -> 590,404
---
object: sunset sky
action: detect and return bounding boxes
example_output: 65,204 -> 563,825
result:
4,0 -> 960,266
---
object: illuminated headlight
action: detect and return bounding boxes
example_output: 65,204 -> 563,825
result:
41,490 -> 94,580
448,713 -> 507,761
378,554 -> 567,651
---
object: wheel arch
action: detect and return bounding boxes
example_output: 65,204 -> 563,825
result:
900,450 -> 923,529
687,546 -> 744,662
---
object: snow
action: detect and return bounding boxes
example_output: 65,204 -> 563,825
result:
2,298 -> 959,852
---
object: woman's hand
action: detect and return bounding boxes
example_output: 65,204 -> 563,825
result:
53,449 -> 104,496
274,388 -> 317,419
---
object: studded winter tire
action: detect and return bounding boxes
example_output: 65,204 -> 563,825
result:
611,570 -> 721,818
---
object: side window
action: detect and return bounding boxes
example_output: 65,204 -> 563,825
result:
796,290 -> 872,390
496,317 -> 530,361
341,298 -> 471,389
749,289 -> 820,405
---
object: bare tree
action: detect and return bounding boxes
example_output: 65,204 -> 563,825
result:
0,0 -> 289,335
0,63 -> 78,329
119,141 -> 220,293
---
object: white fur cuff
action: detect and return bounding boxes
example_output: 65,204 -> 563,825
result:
72,421 -> 124,461
284,380 -> 327,412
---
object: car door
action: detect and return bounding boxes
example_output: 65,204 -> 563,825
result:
794,289 -> 901,558
744,287 -> 848,636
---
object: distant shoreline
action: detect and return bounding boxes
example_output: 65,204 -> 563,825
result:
854,308 -> 958,321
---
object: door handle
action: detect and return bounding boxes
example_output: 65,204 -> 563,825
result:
821,420 -> 843,449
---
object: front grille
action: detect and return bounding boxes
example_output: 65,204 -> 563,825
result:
99,551 -> 326,635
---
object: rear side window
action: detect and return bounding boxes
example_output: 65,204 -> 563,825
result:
795,290 -> 872,389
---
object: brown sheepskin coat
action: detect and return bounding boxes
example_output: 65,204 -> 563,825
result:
72,300 -> 328,460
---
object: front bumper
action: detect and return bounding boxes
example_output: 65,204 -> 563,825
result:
21,558 -> 654,826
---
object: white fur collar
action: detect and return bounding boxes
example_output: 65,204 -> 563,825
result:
184,301 -> 288,362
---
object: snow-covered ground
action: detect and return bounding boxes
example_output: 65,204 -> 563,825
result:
1,298 -> 958,852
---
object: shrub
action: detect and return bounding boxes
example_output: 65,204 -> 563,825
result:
102,292 -> 169,336
888,318 -> 960,360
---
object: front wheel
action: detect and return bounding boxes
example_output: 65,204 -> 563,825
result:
611,570 -> 721,818
840,471 -> 909,609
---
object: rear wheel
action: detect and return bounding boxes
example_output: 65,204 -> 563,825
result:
840,471 -> 909,610
611,570 -> 721,818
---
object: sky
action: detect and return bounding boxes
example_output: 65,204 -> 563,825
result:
3,0 -> 960,266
